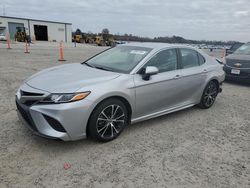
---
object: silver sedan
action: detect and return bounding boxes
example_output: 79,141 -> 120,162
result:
16,43 -> 225,142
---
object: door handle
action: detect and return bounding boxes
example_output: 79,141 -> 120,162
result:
173,75 -> 181,79
203,69 -> 208,73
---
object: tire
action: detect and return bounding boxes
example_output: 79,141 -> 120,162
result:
198,81 -> 219,109
87,98 -> 128,142
80,38 -> 84,43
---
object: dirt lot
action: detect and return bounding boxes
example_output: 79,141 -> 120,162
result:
0,42 -> 249,188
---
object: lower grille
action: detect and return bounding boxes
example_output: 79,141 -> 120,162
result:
224,66 -> 250,77
43,114 -> 66,132
24,100 -> 38,106
16,100 -> 38,131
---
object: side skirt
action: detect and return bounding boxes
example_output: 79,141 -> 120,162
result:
131,103 -> 195,124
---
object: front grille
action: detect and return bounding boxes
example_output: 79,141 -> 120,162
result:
16,100 -> 38,131
226,59 -> 250,69
43,114 -> 66,132
20,90 -> 44,96
24,100 -> 39,106
19,90 -> 46,106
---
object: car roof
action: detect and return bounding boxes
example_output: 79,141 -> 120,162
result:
122,42 -> 197,51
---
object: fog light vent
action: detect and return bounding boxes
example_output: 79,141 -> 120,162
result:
43,114 -> 66,132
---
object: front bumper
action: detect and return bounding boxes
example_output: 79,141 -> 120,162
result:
223,65 -> 250,84
16,86 -> 95,141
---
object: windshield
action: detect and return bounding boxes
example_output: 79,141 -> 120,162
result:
85,46 -> 152,73
230,43 -> 243,51
234,43 -> 250,55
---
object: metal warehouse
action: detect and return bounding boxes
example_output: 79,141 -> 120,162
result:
0,16 -> 72,42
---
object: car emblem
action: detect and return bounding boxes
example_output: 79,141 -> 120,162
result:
234,63 -> 242,67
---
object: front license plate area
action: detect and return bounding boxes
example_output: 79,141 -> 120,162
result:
231,69 -> 240,75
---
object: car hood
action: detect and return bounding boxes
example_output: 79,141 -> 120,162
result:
26,63 -> 120,93
226,54 -> 250,61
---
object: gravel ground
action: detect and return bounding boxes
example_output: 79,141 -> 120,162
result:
0,42 -> 249,188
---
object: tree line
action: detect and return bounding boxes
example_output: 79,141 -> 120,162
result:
73,28 -> 240,45
113,34 -> 240,45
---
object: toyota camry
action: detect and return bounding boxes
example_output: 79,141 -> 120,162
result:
16,43 -> 225,142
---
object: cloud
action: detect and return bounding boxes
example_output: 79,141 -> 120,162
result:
1,0 -> 250,42
234,10 -> 249,17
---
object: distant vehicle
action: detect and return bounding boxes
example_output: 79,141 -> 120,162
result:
72,34 -> 85,43
72,33 -> 115,47
115,40 -> 126,45
94,36 -> 115,47
226,43 -> 244,56
0,33 -> 6,41
16,43 -> 225,142
15,27 -> 28,42
224,43 -> 250,83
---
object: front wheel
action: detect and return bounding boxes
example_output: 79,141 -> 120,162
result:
87,99 -> 128,142
199,81 -> 218,109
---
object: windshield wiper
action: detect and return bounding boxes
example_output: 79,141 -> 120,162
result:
94,66 -> 113,72
84,62 -> 94,68
84,63 -> 114,72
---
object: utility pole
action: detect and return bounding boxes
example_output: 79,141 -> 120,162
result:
3,5 -> 6,16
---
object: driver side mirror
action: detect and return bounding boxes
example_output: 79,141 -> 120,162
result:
140,66 -> 159,81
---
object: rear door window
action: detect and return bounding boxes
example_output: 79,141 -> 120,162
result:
180,48 -> 200,69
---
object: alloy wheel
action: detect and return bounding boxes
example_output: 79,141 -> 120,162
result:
203,82 -> 218,107
96,104 -> 125,139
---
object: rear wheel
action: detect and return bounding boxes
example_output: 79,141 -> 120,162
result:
87,98 -> 128,142
199,81 -> 218,109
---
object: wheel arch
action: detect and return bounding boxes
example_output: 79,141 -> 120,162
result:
86,95 -> 133,136
198,77 -> 220,104
208,78 -> 220,90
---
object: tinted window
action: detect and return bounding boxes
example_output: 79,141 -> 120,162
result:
198,53 -> 206,65
230,43 -> 243,51
234,43 -> 250,55
180,48 -> 200,69
144,49 -> 177,73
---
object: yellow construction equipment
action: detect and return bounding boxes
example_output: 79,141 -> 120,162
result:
72,34 -> 84,43
15,27 -> 27,42
94,35 -> 115,47
72,32 -> 115,47
94,36 -> 105,46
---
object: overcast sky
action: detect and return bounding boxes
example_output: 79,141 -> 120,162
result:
1,0 -> 250,42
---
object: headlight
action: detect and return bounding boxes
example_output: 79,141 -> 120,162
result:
42,92 -> 90,104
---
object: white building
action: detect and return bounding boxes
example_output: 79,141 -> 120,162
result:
0,16 -> 72,42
